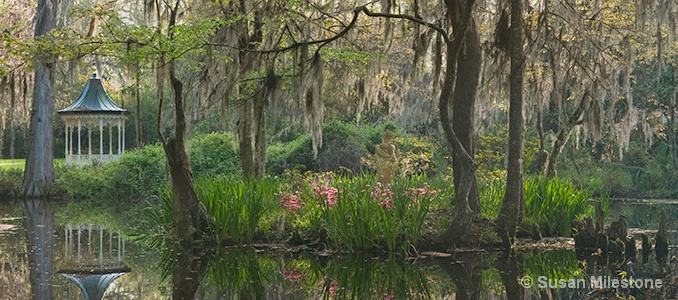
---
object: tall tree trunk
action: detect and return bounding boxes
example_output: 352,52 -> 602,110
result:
236,7 -> 262,178
135,56 -> 143,149
239,98 -> 255,178
670,95 -> 677,169
0,77 -> 5,158
253,69 -> 277,177
8,73 -> 17,159
496,0 -> 525,246
22,0 -> 59,197
452,20 -> 482,214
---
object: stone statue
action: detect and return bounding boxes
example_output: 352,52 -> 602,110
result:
375,131 -> 398,184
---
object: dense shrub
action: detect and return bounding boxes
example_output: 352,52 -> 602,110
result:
151,172 -> 447,252
267,120 -> 370,175
189,132 -> 241,176
0,168 -> 23,198
56,144 -> 166,199
268,120 -> 445,177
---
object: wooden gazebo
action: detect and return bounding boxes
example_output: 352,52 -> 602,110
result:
58,74 -> 127,166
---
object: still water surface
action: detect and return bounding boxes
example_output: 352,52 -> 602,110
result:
0,199 -> 677,299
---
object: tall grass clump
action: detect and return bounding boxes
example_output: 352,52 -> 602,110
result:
481,176 -> 607,236
524,176 -> 608,235
196,175 -> 279,244
276,172 -> 442,252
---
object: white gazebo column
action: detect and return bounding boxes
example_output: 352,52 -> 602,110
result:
69,122 -> 73,156
117,119 -> 121,155
99,119 -> 104,161
88,125 -> 92,161
64,122 -> 69,165
77,120 -> 82,165
122,117 -> 125,154
109,125 -> 113,157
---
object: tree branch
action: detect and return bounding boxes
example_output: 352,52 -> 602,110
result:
356,6 -> 450,44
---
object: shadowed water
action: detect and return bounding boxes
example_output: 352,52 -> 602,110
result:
0,199 -> 676,299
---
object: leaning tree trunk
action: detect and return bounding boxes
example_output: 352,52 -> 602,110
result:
496,0 -> 525,246
543,89 -> 591,178
436,0 -> 479,246
165,59 -> 215,300
452,20 -> 482,214
159,3 -> 215,298
22,0 -> 59,197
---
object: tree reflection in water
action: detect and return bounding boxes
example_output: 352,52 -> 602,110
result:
22,199 -> 54,300
162,246 -> 677,300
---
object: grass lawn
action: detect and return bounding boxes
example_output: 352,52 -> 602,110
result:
0,158 -> 65,171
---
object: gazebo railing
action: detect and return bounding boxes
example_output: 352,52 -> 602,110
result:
66,154 -> 121,166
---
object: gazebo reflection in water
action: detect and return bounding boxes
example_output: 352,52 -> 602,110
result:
58,224 -> 131,300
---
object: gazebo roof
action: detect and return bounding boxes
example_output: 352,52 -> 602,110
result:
58,74 -> 127,115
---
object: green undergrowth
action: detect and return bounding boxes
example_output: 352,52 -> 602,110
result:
147,172 -> 601,254
479,176 -> 610,236
148,173 -> 450,253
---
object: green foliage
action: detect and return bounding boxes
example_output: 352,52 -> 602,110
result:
268,120 -> 444,177
196,175 -> 279,244
268,120 -> 371,175
189,132 -> 241,176
481,176 -> 606,235
478,179 -> 505,219
276,172 -> 443,252
201,250 -> 434,299
56,143 -> 166,199
321,253 -> 431,299
0,168 -> 23,198
523,177 -> 607,235
148,170 -> 445,253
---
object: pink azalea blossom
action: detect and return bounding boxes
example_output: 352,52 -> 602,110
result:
312,183 -> 338,208
276,191 -> 304,213
283,269 -> 305,281
370,182 -> 394,210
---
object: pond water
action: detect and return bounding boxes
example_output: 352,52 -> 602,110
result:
0,199 -> 677,299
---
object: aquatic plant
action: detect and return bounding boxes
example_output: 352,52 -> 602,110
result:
481,176 -> 608,235
304,174 -> 439,252
196,175 -> 279,244
524,176 -> 608,235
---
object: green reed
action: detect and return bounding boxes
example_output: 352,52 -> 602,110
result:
151,172 -> 443,253
303,174 -> 439,252
481,176 -> 606,235
524,176 -> 607,235
196,175 -> 279,244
